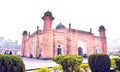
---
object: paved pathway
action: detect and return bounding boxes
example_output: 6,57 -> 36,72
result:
22,57 -> 88,72
22,57 -> 58,72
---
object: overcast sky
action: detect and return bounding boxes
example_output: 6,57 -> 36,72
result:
0,0 -> 120,45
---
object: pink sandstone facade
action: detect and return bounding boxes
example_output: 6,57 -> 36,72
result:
21,11 -> 108,59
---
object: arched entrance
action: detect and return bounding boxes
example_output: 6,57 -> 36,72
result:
30,42 -> 34,58
57,48 -> 62,55
77,40 -> 87,56
78,47 -> 83,55
95,45 -> 100,53
57,44 -> 64,55
37,43 -> 42,59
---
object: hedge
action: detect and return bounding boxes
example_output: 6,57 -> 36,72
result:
0,54 -> 25,72
88,53 -> 111,72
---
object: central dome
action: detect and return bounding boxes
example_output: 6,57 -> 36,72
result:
56,23 -> 66,29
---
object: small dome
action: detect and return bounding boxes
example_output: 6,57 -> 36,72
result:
44,11 -> 52,17
56,23 -> 66,29
99,25 -> 105,30
23,30 -> 28,35
42,11 -> 54,19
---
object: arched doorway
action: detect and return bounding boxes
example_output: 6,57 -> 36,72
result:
96,45 -> 100,53
57,48 -> 62,55
78,47 -> 83,55
77,40 -> 87,56
37,43 -> 42,59
30,42 -> 34,58
57,44 -> 64,55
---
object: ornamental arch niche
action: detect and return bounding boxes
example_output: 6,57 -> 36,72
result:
57,43 -> 64,55
30,41 -> 34,58
37,43 -> 43,59
95,45 -> 100,53
77,40 -> 87,56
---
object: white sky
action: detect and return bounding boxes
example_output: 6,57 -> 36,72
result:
0,0 -> 120,45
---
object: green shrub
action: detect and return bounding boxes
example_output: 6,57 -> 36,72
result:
116,59 -> 120,71
74,64 -> 83,72
53,54 -> 83,72
52,64 -> 62,72
111,59 -> 116,69
111,56 -> 120,71
0,54 -> 25,72
111,56 -> 120,69
80,63 -> 89,72
88,53 -> 111,72
33,67 -> 51,72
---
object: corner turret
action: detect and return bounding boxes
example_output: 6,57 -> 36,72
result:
21,30 -> 28,56
99,25 -> 108,54
42,11 -> 54,31
99,25 -> 106,38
